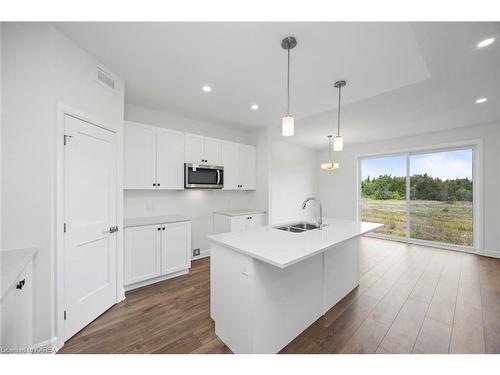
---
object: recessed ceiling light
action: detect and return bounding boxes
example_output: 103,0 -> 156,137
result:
477,37 -> 495,48
475,97 -> 488,104
251,104 -> 259,111
202,85 -> 211,92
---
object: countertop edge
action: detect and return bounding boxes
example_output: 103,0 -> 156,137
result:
208,222 -> 383,268
213,209 -> 267,217
124,215 -> 191,228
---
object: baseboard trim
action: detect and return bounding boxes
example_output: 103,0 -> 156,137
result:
479,249 -> 500,259
124,268 -> 189,292
192,248 -> 210,261
33,336 -> 57,354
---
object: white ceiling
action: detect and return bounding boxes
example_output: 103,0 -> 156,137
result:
55,22 -> 500,148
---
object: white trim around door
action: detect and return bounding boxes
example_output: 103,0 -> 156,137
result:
356,139 -> 483,253
54,103 -> 125,351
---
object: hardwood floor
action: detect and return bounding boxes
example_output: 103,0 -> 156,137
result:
58,238 -> 500,354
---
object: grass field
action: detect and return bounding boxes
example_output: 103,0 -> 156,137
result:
361,198 -> 473,247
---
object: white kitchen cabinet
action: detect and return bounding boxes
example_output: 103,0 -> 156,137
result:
125,122 -> 256,191
124,224 -> 161,285
185,133 -> 222,165
156,128 -> 185,189
221,141 -> 256,190
124,220 -> 191,290
161,222 -> 191,274
124,122 -> 157,189
221,141 -> 239,190
124,121 -> 185,190
213,212 -> 267,234
1,255 -> 34,350
238,144 -> 256,190
246,214 -> 266,230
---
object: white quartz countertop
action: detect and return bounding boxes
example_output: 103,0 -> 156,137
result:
124,215 -> 191,228
213,209 -> 266,217
1,247 -> 37,301
208,218 -> 383,268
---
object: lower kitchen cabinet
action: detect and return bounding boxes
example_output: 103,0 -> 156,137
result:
1,251 -> 34,351
124,221 -> 191,290
213,212 -> 267,234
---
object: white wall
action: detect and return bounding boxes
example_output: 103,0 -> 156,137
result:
124,104 -> 260,255
317,122 -> 500,255
269,138 -> 319,225
1,23 -> 124,346
126,190 -> 254,253
0,21 -> 3,345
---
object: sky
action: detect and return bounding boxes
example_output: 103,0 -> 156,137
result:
361,149 -> 473,180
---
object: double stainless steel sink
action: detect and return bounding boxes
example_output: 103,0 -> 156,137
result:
274,222 -> 327,233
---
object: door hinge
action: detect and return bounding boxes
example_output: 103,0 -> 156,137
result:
64,223 -> 66,233
64,134 -> 73,145
64,310 -> 67,320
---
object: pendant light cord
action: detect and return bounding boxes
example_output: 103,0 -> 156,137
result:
337,83 -> 342,137
287,48 -> 290,116
328,137 -> 332,160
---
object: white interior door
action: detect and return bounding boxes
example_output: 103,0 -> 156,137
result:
64,115 -> 117,341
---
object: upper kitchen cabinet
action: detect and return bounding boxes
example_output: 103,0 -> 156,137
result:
221,141 -> 256,190
124,121 -> 185,190
156,128 -> 185,189
185,134 -> 222,165
124,121 -> 157,189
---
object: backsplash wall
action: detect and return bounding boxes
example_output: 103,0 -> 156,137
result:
125,190 -> 255,255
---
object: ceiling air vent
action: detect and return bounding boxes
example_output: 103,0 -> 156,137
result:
97,67 -> 116,91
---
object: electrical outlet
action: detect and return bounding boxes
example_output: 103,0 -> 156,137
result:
193,248 -> 201,257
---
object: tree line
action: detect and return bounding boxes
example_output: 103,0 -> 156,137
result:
361,174 -> 473,202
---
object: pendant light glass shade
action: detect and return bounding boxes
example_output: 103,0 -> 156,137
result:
282,115 -> 294,137
321,136 -> 339,170
321,162 -> 340,170
333,135 -> 343,151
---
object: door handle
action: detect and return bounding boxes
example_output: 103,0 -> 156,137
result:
216,170 -> 220,185
16,279 -> 26,290
108,226 -> 119,234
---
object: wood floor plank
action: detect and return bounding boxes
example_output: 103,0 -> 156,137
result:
412,317 -> 452,354
379,298 -> 429,354
58,241 -> 500,354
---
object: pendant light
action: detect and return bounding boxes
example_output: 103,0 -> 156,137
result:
321,135 -> 340,170
281,36 -> 297,137
333,80 -> 347,151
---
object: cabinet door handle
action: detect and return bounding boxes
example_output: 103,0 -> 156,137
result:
16,279 -> 26,290
162,227 -> 165,230
157,227 -> 161,231
153,183 -> 157,186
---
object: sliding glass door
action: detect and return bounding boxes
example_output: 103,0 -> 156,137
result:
409,149 -> 473,246
360,155 -> 407,238
360,147 -> 474,248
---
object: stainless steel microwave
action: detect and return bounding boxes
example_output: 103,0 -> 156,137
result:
184,163 -> 224,189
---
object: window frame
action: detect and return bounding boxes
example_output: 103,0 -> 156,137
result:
356,140 -> 483,253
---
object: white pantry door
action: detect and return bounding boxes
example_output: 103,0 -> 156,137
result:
64,115 -> 117,341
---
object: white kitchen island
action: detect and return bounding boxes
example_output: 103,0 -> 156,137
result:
207,218 -> 382,354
